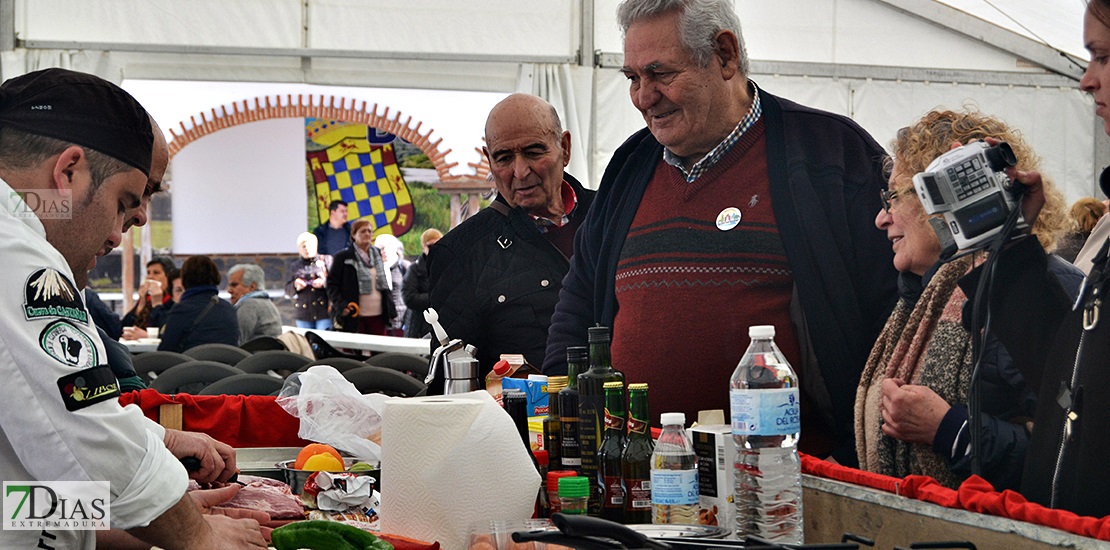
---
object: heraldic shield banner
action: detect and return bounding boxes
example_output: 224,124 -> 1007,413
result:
305,118 -> 415,237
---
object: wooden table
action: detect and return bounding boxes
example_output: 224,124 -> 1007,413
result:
120,338 -> 160,353
803,475 -> 1106,548
282,326 -> 430,356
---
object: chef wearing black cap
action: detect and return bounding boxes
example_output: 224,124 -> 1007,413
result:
0,69 -> 266,549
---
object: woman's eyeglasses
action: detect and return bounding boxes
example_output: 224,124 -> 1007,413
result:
880,188 -> 910,213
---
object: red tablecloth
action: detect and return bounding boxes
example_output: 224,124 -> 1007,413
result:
118,389 -> 311,448
801,453 -> 1110,541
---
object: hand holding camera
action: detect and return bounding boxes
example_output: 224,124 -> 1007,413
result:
912,140 -> 1028,255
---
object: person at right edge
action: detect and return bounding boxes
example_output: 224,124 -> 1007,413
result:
962,0 -> 1110,517
543,0 -> 897,465
854,109 -> 1079,492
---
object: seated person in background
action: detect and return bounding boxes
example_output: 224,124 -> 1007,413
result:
854,109 -> 1082,491
286,232 -> 332,330
313,199 -> 351,256
122,255 -> 177,332
374,233 -> 408,336
227,263 -> 282,344
1055,196 -> 1107,263
170,272 -> 185,304
85,287 -> 122,341
327,218 -> 395,335
403,228 -> 442,338
159,255 -> 239,352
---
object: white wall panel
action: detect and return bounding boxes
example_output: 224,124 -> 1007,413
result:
307,0 -> 577,57
171,118 -> 307,255
17,0 -> 303,48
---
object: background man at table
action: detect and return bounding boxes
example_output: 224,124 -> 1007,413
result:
0,68 -> 265,548
428,93 -> 595,377
543,0 -> 897,464
228,263 -> 282,343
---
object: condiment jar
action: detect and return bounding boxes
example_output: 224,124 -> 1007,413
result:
557,476 -> 589,516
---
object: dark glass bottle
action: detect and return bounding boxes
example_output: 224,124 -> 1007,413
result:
503,388 -> 530,448
544,376 -> 568,472
599,380 -> 627,523
559,347 -> 587,474
621,383 -> 653,524
578,326 -> 624,515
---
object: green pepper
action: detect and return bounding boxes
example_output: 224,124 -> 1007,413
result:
270,520 -> 394,550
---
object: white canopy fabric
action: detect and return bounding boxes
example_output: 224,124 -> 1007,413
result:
1,0 -> 1105,253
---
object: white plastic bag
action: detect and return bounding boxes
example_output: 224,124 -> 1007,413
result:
276,365 -> 388,462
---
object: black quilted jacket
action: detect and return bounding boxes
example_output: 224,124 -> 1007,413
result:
427,173 -> 594,377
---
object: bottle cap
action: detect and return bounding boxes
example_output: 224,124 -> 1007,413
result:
603,381 -> 622,390
660,412 -> 686,426
749,325 -> 776,339
492,360 -> 512,376
566,346 -> 588,363
587,326 -> 611,344
547,376 -> 568,393
558,476 -> 590,498
546,470 -> 578,491
533,450 -> 548,467
628,383 -> 648,391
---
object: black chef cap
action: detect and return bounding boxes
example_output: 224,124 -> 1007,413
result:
0,68 -> 152,176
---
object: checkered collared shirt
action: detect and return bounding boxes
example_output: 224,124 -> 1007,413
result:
663,80 -> 763,183
531,179 -> 578,232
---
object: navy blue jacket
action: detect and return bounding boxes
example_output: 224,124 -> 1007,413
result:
158,286 -> 238,352
962,236 -> 1110,516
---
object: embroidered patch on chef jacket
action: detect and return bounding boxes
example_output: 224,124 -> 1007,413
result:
40,320 -> 99,369
57,365 -> 119,412
23,268 -> 88,324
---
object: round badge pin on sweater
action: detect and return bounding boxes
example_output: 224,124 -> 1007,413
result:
716,207 -> 742,231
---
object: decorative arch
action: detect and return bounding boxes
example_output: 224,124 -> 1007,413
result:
165,94 -> 490,182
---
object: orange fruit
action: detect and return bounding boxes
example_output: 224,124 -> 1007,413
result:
301,453 -> 345,472
294,443 -> 342,470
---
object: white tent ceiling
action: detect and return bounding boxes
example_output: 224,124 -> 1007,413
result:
1,0 -> 1106,252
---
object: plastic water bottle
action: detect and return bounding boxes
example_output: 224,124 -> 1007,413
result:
650,412 -> 698,524
730,325 -> 802,543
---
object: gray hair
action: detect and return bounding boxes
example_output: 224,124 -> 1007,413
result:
228,263 -> 266,290
616,0 -> 749,74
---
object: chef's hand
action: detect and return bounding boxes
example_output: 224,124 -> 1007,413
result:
201,515 -> 268,548
294,278 -> 308,291
311,277 -> 325,289
189,485 -> 267,521
880,378 -> 950,445
164,429 -> 238,484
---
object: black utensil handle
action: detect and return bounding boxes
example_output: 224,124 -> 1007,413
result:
179,456 -> 240,484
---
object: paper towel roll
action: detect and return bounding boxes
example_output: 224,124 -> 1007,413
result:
379,391 -> 541,549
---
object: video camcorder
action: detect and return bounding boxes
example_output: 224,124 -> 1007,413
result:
912,141 -> 1026,254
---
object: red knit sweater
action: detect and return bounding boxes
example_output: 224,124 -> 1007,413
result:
611,120 -> 801,423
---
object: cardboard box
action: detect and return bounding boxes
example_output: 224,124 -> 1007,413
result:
690,424 -> 735,530
501,377 -> 548,416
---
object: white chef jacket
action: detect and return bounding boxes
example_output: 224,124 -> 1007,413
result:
0,177 -> 187,548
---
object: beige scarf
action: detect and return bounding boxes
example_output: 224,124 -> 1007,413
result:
855,257 -> 974,488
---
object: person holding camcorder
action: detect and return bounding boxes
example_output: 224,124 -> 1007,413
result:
854,109 -> 1081,492
963,0 -> 1110,518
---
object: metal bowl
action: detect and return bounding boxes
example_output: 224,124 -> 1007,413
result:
275,459 -> 379,494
